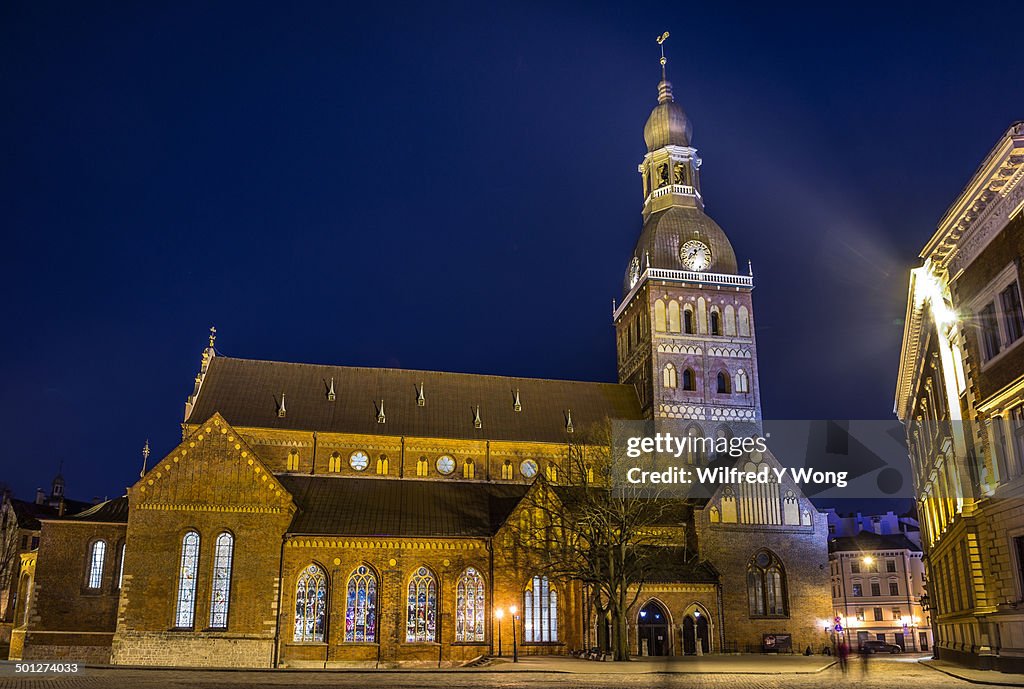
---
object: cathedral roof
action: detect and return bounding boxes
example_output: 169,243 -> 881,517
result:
828,530 -> 921,554
63,496 -> 130,524
279,475 -> 529,537
187,356 -> 643,443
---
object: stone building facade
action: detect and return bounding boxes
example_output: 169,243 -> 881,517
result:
9,63 -> 830,667
896,121 -> 1024,671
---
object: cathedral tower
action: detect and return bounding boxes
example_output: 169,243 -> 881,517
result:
613,59 -> 762,443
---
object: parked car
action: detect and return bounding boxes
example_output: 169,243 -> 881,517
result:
860,640 -> 903,654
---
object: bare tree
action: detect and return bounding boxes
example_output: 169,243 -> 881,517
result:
0,498 -> 24,620
511,420 -> 683,661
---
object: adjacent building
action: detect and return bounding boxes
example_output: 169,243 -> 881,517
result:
896,121 -> 1024,671
9,60 -> 831,667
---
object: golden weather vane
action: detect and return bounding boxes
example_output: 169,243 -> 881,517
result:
657,31 -> 670,78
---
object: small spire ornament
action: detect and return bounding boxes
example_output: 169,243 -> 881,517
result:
140,439 -> 151,478
278,393 -> 287,418
473,405 -> 482,429
513,388 -> 522,412
377,400 -> 386,424
417,382 -> 425,407
327,377 -> 336,402
208,325 -> 217,348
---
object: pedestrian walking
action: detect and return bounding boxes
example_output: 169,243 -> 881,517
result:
837,639 -> 849,673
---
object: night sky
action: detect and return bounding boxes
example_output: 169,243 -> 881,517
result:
3,1 -> 1023,503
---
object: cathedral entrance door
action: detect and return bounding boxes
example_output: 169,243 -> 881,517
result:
683,615 -> 695,654
637,601 -> 670,656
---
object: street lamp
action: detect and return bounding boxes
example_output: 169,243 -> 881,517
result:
495,608 -> 504,657
510,604 -> 519,663
862,556 -> 874,567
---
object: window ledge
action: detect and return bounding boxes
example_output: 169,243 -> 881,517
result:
981,337 -> 1024,371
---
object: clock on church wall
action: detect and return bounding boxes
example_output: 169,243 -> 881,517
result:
680,240 -> 711,272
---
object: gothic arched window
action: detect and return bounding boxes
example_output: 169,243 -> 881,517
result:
668,301 -> 681,333
406,566 -> 437,642
501,460 -> 513,480
724,304 -> 737,336
545,463 -> 558,483
717,371 -> 731,394
524,575 -> 558,642
117,542 -> 125,589
684,306 -> 695,334
463,458 -> 476,479
376,454 -> 389,475
175,532 -> 200,628
686,425 -> 705,464
710,310 -> 721,336
295,564 -> 328,642
663,363 -> 678,389
87,540 -> 106,589
682,367 -> 696,391
329,452 -> 341,472
287,449 -> 300,471
654,299 -> 666,332
747,550 -> 788,617
345,564 -> 377,642
738,305 -> 751,337
209,532 -> 234,629
416,456 -> 428,477
455,567 -> 486,642
736,369 -> 749,394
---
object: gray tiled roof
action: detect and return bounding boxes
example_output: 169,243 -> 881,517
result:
828,530 -> 922,553
279,475 -> 530,537
62,496 -> 129,524
188,356 -> 643,443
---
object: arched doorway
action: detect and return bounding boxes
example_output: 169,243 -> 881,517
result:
682,603 -> 712,655
637,600 -> 670,656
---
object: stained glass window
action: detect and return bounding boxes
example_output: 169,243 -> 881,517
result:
117,543 -> 125,589
87,540 -> 105,589
747,549 -> 788,617
209,532 -> 234,629
175,532 -> 200,628
455,567 -> 485,642
406,566 -> 437,642
524,575 -> 557,642
345,565 -> 377,642
295,564 -> 328,642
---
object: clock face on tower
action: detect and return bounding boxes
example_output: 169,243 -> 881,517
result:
680,240 -> 712,272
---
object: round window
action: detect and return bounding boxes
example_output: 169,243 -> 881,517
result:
520,459 -> 538,478
349,451 -> 369,471
436,455 -> 456,475
755,552 -> 772,568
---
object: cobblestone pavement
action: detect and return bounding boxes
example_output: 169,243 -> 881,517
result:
0,655 -> 977,689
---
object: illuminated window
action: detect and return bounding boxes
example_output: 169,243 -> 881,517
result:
417,456 -> 428,477
175,532 -> 200,628
295,564 -> 328,642
736,369 -> 749,394
117,543 -> 125,589
663,363 -> 677,388
545,463 -> 558,483
345,565 -> 377,642
521,459 -> 538,478
406,566 -> 437,642
501,460 -> 513,480
747,549 -> 787,617
668,300 -> 681,333
654,299 -> 666,332
376,454 -> 389,475
349,451 -> 369,471
87,540 -> 106,589
455,567 -> 486,642
209,532 -> 234,629
328,452 -> 342,472
287,450 -> 300,471
524,575 -> 558,642
463,458 -> 476,478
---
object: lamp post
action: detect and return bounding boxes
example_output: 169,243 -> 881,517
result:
510,604 -> 519,663
495,608 -> 504,657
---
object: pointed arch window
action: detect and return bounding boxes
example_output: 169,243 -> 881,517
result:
209,532 -> 234,629
686,425 -> 704,464
654,299 -> 666,332
738,305 -> 751,337
747,550 -> 788,617
545,463 -> 558,483
524,575 -> 558,642
287,449 -> 300,471
668,301 -> 681,333
175,532 -> 200,628
736,369 -> 749,394
455,567 -> 486,642
87,540 -> 106,589
416,456 -> 429,477
710,310 -> 721,336
463,458 -> 476,479
663,363 -> 678,389
717,371 -> 731,394
684,306 -> 695,334
345,564 -> 377,642
406,566 -> 437,642
117,542 -> 125,589
329,452 -> 342,472
501,460 -> 513,480
295,564 -> 328,642
724,304 -> 737,336
376,454 -> 389,475
682,367 -> 696,391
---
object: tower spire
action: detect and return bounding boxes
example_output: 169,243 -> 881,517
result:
140,439 -> 150,478
657,31 -> 670,81
656,31 -> 674,105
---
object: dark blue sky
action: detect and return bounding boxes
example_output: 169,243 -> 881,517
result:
3,1 -> 1022,502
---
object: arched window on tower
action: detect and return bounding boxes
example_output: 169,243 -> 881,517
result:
724,304 -> 737,336
682,367 -> 696,391
736,369 -> 749,394
747,550 -> 788,617
738,305 -> 751,337
710,309 -> 722,336
663,363 -> 678,389
455,567 -> 486,642
175,532 -> 200,628
683,305 -> 695,334
654,299 -> 666,332
406,566 -> 438,642
717,371 -> 731,394
686,425 -> 705,464
668,301 -> 681,333
295,564 -> 328,642
524,575 -> 558,642
345,565 -> 377,642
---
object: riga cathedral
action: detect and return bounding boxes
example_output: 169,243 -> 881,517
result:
9,63 -> 830,667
